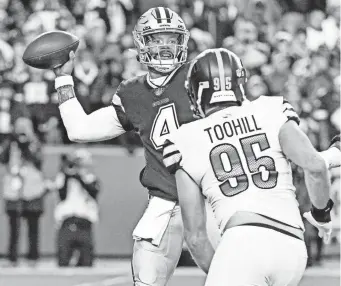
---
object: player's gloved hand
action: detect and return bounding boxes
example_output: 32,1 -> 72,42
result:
54,50 -> 75,77
303,199 -> 334,244
329,134 -> 340,151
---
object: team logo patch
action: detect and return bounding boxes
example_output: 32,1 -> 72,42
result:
152,97 -> 170,107
153,87 -> 166,96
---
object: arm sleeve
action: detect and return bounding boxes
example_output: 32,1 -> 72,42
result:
59,98 -> 126,143
282,99 -> 300,125
163,139 -> 183,174
111,89 -> 134,132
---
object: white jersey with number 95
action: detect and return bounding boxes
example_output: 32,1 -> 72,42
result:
163,96 -> 304,232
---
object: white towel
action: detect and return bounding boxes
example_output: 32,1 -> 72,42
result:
133,196 -> 176,246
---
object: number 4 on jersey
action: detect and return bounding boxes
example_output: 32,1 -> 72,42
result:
150,103 -> 180,150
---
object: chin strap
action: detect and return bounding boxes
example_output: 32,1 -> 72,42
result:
148,62 -> 180,75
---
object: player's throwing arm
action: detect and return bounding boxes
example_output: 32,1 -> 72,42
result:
23,31 -> 126,142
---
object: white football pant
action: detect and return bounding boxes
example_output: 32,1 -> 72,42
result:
131,202 -> 221,285
205,226 -> 307,286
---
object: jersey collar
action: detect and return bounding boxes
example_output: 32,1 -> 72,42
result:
145,65 -> 182,89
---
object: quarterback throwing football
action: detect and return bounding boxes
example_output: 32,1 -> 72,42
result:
54,7 -> 196,286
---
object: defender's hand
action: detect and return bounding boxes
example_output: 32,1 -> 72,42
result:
54,51 -> 75,77
303,211 -> 333,244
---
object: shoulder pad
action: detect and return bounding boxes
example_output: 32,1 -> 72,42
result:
256,96 -> 300,125
121,74 -> 146,88
182,61 -> 192,74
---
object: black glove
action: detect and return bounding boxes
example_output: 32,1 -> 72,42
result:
303,199 -> 334,244
311,199 -> 334,223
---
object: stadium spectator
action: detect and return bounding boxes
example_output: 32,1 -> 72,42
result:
263,51 -> 294,97
245,74 -> 269,100
51,149 -> 100,267
0,117 -> 46,266
181,10 -> 215,54
242,0 -> 279,43
222,17 -> 270,72
21,67 -> 61,144
0,81 -> 14,141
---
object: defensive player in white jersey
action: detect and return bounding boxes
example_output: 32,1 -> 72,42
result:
163,48 -> 336,286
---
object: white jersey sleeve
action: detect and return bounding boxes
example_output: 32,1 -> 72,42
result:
163,122 -> 209,185
163,138 -> 183,174
256,96 -> 300,128
162,124 -> 207,186
253,96 -> 300,155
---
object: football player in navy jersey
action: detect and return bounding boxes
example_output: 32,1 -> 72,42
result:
51,7 -> 340,285
53,7 -> 195,286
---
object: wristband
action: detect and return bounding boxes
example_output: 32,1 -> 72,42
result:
55,75 -> 74,90
311,199 -> 334,223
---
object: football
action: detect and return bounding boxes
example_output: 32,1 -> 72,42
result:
22,31 -> 79,69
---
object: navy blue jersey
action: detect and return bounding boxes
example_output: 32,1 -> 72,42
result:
112,64 -> 193,201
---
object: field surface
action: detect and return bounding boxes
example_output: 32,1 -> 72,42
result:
0,258 -> 339,286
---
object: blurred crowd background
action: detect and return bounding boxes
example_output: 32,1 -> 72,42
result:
0,0 -> 339,268
0,0 -> 339,147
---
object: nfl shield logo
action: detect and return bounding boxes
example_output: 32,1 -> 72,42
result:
236,68 -> 245,78
153,87 -> 166,96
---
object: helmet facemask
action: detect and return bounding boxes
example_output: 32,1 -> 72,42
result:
133,30 -> 189,74
133,7 -> 190,74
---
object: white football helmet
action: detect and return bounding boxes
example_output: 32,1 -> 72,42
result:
133,7 -> 190,74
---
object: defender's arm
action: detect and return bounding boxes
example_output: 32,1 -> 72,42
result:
175,169 -> 215,274
56,78 -> 128,142
279,120 -> 330,209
